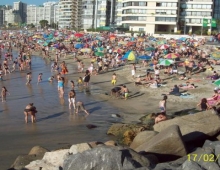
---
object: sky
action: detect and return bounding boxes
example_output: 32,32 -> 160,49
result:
0,0 -> 58,6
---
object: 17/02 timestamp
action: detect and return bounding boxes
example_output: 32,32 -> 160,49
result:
187,154 -> 220,162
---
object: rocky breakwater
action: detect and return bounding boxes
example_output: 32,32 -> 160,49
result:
10,110 -> 220,170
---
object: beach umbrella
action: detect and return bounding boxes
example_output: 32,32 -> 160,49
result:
138,38 -> 144,42
80,48 -> 92,53
75,43 -> 84,49
95,51 -> 104,57
214,79 -> 220,86
157,40 -> 167,45
43,42 -> 48,46
159,59 -> 174,66
74,33 -> 84,37
159,44 -> 169,49
127,42 -> 135,46
137,55 -> 152,60
96,47 -> 104,52
164,53 -> 179,59
210,51 -> 220,60
122,51 -> 136,61
178,37 -> 187,41
118,41 -> 127,45
145,47 -> 155,51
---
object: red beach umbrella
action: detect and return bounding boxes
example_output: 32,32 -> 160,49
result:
74,33 -> 84,37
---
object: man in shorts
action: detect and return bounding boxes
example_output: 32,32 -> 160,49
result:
75,101 -> 89,115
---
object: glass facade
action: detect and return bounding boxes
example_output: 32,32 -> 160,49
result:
213,0 -> 220,19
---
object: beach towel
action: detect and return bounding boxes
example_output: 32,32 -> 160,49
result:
180,94 -> 194,98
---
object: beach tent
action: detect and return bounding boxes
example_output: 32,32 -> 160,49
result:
122,51 -> 136,61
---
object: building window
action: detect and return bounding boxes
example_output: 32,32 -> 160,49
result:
139,28 -> 144,31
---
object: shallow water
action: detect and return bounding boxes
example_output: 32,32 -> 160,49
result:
0,52 -> 121,169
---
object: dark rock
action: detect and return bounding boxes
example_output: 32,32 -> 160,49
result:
181,160 -> 205,170
86,124 -> 97,129
135,125 -> 188,162
63,146 -> 156,170
215,145 -> 220,166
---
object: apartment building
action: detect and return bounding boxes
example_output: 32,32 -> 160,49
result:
71,0 -> 82,30
121,0 -> 213,34
213,0 -> 220,21
58,0 -> 72,28
27,2 -> 58,26
0,6 -> 6,26
81,0 -> 94,29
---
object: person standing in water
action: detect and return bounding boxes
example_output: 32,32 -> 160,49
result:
37,73 -> 43,84
24,103 -> 37,123
1,86 -> 10,102
26,72 -> 32,85
68,89 -> 76,110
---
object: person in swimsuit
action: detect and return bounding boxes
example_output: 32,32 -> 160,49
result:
1,86 -> 10,102
197,98 -> 211,111
26,72 -> 32,85
159,95 -> 167,112
111,73 -> 117,86
57,77 -> 64,98
48,76 -> 54,82
70,80 -> 75,89
37,73 -> 43,84
68,90 -> 76,110
75,101 -> 89,115
24,103 -> 37,123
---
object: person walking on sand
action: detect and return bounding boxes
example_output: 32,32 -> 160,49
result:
131,63 -> 136,79
122,85 -> 129,100
111,73 -> 117,86
159,95 -> 168,112
75,101 -> 89,115
68,89 -> 76,110
1,86 -> 10,102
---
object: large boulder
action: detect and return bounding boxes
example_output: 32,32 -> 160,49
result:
63,146 -> 157,170
107,123 -> 150,145
69,143 -> 91,154
10,146 -> 49,170
130,131 -> 158,150
135,125 -> 187,162
154,111 -> 220,143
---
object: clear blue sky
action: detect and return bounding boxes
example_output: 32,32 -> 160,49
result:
0,0 -> 58,6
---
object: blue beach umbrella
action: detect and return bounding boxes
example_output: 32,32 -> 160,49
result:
138,55 -> 152,60
178,37 -> 187,41
75,44 -> 84,49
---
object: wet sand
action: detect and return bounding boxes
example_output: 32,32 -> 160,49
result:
0,53 -> 121,169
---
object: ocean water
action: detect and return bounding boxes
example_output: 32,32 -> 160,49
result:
0,52 -> 120,169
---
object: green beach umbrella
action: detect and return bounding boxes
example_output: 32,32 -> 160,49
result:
159,59 -> 174,66
214,79 -> 220,86
95,51 -> 104,57
145,47 -> 155,51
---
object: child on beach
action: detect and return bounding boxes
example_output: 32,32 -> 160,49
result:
77,77 -> 83,86
111,73 -> 117,86
70,80 -> 75,89
48,76 -> 54,83
37,73 -> 43,84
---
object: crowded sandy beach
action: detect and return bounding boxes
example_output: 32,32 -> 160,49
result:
1,29 -> 220,169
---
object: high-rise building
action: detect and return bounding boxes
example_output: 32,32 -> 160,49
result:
58,0 -> 72,28
0,6 -> 6,27
81,0 -> 95,29
71,0 -> 82,30
179,0 -> 213,33
13,1 -> 27,23
27,2 -> 58,26
213,0 -> 220,20
120,0 -> 214,34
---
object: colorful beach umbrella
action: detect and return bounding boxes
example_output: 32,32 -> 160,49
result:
80,48 -> 92,53
122,51 -> 136,61
159,59 -> 174,66
211,51 -> 220,60
157,40 -> 167,45
159,44 -> 169,50
213,79 -> 220,86
164,53 -> 179,59
178,37 -> 187,41
138,55 -> 152,60
75,44 -> 84,49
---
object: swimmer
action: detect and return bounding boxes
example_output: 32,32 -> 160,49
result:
48,76 -> 54,82
37,73 -> 43,84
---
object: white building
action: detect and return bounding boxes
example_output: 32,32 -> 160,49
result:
27,2 -> 58,26
121,0 -> 213,34
58,0 -> 72,28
